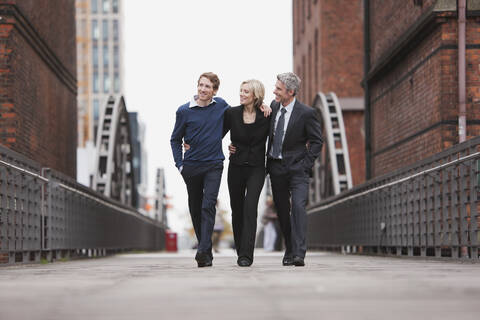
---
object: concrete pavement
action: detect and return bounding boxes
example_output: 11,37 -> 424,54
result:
0,250 -> 479,320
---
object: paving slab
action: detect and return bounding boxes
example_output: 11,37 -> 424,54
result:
0,250 -> 479,320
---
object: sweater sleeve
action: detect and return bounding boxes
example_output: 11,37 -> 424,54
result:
223,106 -> 231,137
170,108 -> 186,169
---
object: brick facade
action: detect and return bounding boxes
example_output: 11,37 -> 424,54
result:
0,0 -> 77,177
293,0 -> 366,185
367,0 -> 480,177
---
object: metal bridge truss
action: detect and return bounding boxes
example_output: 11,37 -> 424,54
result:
92,96 -> 135,206
309,92 -> 353,204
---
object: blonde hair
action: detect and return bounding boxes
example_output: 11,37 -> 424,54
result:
240,79 -> 265,109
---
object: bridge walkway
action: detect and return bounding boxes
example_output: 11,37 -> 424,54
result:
0,250 -> 479,320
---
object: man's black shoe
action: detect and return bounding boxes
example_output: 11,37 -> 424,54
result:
237,257 -> 252,267
282,256 -> 294,266
293,256 -> 305,267
195,252 -> 212,268
197,260 -> 212,268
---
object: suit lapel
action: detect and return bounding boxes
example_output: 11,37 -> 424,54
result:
269,101 -> 280,139
283,100 -> 301,146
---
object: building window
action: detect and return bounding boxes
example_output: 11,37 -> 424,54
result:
307,0 -> 311,20
301,0 -> 305,33
114,45 -> 119,68
93,97 -> 100,142
301,55 -> 306,101
114,72 -> 120,93
103,44 -> 109,69
93,44 -> 99,67
314,28 -> 319,90
103,0 -> 110,13
78,19 -> 86,37
102,19 -> 108,41
91,0 -> 98,13
295,0 -> 301,44
112,0 -> 119,13
93,71 -> 99,93
104,72 -> 110,93
92,20 -> 99,40
113,20 -> 119,41
308,43 -> 312,101
93,99 -> 100,122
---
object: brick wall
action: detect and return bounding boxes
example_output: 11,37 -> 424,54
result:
368,0 -> 480,177
0,0 -> 77,177
293,0 -> 366,185
294,0 -> 364,103
369,0 -> 437,64
343,111 -> 366,185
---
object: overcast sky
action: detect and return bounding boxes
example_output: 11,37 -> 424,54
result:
124,0 -> 293,235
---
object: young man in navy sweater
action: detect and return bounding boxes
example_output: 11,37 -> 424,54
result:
170,72 -> 228,267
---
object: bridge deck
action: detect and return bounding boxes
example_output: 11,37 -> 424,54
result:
0,250 -> 479,320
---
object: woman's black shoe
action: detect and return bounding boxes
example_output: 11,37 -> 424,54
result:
237,257 -> 252,267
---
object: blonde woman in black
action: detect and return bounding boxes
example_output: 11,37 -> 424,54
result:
184,80 -> 270,266
223,79 -> 270,267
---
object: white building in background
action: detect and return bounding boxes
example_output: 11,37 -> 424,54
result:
129,112 -> 150,212
155,168 -> 168,225
76,0 -> 124,185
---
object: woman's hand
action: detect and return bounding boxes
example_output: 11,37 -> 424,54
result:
259,103 -> 272,117
183,143 -> 190,151
228,143 -> 236,155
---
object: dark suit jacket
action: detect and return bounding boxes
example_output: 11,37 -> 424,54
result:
224,106 -> 270,167
266,99 -> 323,175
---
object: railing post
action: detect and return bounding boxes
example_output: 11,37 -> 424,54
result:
471,159 -> 480,259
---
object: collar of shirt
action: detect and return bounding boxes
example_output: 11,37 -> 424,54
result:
189,95 -> 217,108
275,97 -> 296,125
280,98 -> 296,113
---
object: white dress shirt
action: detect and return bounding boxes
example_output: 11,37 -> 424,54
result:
269,98 -> 296,159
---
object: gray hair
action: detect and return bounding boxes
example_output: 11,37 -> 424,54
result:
277,72 -> 301,96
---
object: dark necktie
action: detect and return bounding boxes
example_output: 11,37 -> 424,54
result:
272,108 -> 287,158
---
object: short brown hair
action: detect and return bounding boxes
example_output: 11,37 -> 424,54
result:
198,72 -> 220,91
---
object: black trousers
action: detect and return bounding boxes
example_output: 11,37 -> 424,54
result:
182,162 -> 223,258
269,160 -> 310,259
228,163 -> 265,261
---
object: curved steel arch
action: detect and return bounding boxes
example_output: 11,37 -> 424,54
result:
92,95 -> 135,207
309,92 -> 353,205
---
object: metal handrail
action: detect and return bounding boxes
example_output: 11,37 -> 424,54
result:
306,135 -> 480,259
0,159 -> 49,182
310,151 -> 480,212
0,146 -> 165,264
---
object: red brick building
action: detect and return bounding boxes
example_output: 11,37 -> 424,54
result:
365,0 -> 480,177
293,0 -> 366,185
0,0 -> 77,177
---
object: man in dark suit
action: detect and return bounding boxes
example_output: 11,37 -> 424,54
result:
267,72 -> 323,267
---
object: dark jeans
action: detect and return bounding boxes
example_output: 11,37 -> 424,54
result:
269,159 -> 310,259
182,162 -> 223,258
228,163 -> 265,262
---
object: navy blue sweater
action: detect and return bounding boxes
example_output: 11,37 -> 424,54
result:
170,97 -> 230,169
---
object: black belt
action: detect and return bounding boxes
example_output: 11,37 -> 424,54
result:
268,158 -> 282,162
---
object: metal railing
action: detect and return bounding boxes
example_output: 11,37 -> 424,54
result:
0,146 -> 165,264
307,136 -> 480,259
